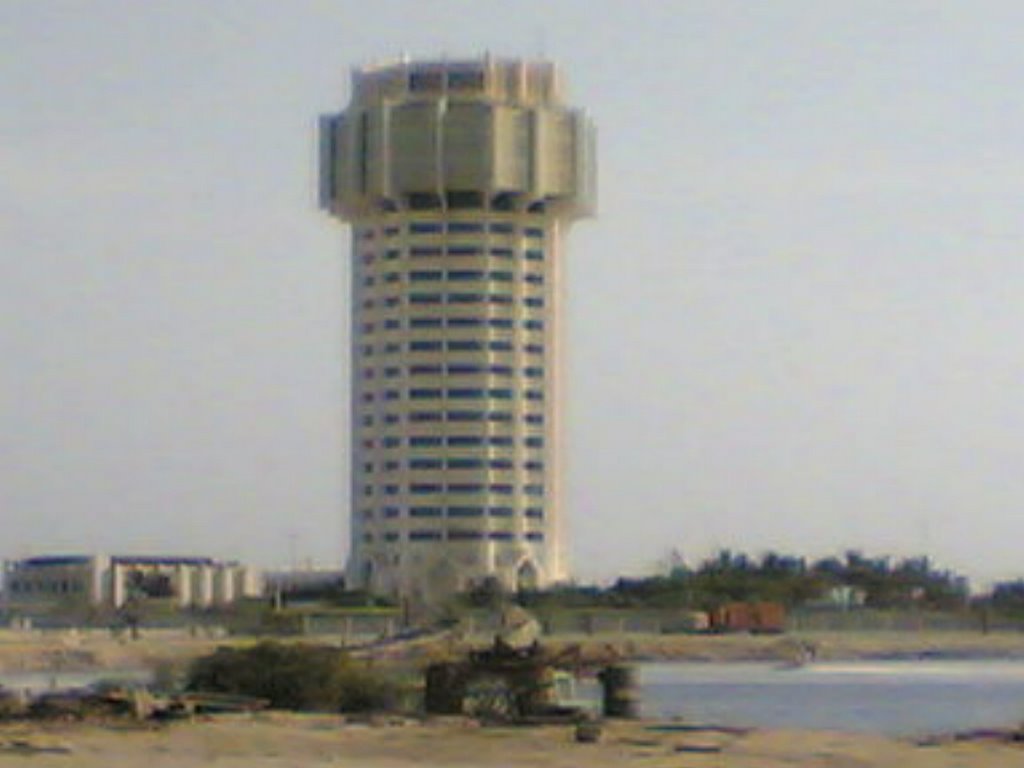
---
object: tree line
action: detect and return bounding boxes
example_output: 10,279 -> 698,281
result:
513,550 -> 983,613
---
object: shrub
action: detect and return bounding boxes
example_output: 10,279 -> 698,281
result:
186,641 -> 398,712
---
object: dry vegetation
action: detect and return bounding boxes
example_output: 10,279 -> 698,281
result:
4,627 -> 1024,676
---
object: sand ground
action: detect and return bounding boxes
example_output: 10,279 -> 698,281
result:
0,714 -> 1020,768
2,629 -> 1023,766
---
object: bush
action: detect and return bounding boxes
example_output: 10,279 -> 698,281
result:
186,641 -> 398,712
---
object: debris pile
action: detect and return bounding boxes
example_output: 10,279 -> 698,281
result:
424,637 -> 637,724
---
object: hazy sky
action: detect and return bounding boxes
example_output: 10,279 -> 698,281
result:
3,1 -> 1023,587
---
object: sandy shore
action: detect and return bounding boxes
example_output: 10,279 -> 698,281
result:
2,630 -> 1022,766
0,714 -> 1020,767
542,629 -> 1024,664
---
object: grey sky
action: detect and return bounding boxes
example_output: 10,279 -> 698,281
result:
3,1 -> 1023,587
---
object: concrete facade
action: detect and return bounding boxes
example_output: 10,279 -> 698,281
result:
320,57 -> 595,604
1,555 -> 261,614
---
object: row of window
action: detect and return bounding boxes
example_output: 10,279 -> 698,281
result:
365,349 -> 544,372
369,435 -> 545,449
364,458 -> 544,472
365,247 -> 544,262
403,270 -> 544,285
361,223 -> 544,238
397,364 -> 542,377
362,391 -> 544,405
362,291 -> 545,310
411,317 -> 540,333
354,296 -> 544,325
363,482 -> 545,497
364,411 -> 545,426
361,320 -> 549,341
361,412 -> 544,427
407,68 -> 485,92
362,335 -> 543,356
363,366 -> 542,380
7,580 -> 84,594
358,317 -> 545,339
369,530 -> 545,543
364,274 -> 545,289
365,506 -> 544,519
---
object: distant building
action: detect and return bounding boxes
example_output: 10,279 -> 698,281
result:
826,585 -> 868,608
319,56 -> 595,604
1,554 -> 261,614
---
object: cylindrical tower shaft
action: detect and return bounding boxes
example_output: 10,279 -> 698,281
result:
320,57 -> 595,605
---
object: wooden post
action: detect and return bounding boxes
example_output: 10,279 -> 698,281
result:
424,663 -> 466,715
598,664 -> 638,719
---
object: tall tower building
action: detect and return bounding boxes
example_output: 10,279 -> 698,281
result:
319,57 -> 595,605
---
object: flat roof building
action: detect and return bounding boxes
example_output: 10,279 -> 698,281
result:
320,57 -> 595,605
1,554 -> 261,617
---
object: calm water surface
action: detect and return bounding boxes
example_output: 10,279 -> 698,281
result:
4,661 -> 1023,735
639,660 -> 1024,734
0,669 -> 150,694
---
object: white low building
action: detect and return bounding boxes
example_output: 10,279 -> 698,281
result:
1,554 -> 261,613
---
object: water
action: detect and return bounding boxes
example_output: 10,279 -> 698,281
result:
5,661 -> 1023,736
0,669 -> 150,695
640,660 -> 1024,734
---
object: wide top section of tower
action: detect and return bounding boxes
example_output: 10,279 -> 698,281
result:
319,57 -> 595,221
